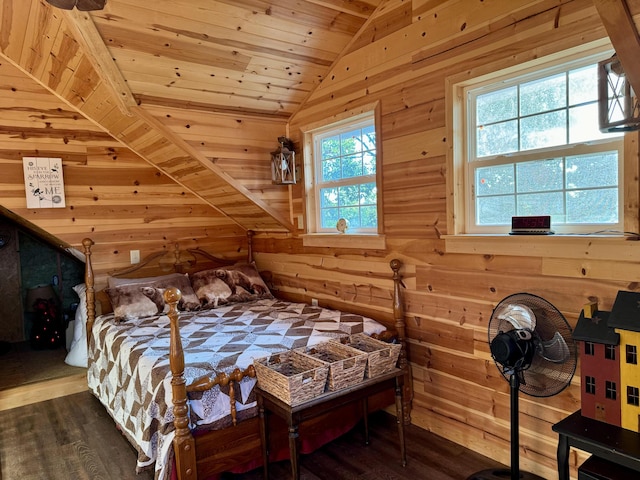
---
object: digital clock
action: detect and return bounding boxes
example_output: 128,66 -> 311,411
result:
510,215 -> 554,235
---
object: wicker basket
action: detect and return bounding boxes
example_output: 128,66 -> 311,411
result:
333,333 -> 401,378
254,350 -> 329,406
295,341 -> 367,391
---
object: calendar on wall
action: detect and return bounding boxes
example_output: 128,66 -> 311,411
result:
22,157 -> 66,209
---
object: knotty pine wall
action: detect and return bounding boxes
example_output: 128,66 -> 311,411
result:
0,59 -> 252,291
254,1 -> 640,479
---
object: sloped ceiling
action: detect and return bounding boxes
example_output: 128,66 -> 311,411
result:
0,0 -> 384,232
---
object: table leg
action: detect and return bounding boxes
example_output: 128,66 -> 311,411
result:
258,395 -> 269,480
557,433 -> 569,480
288,421 -> 300,480
363,397 -> 370,445
395,378 -> 407,467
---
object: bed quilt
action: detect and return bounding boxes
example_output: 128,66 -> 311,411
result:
87,298 -> 386,480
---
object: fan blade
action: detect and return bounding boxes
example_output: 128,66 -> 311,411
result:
77,0 -> 107,11
494,303 -> 536,331
46,0 -> 76,9
539,331 -> 570,363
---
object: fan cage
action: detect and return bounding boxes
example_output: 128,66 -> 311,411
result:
488,293 -> 577,397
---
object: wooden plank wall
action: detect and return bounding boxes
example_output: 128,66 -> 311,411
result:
0,59 -> 247,290
254,1 -> 640,479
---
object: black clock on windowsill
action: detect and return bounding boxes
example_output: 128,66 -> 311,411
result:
509,215 -> 554,235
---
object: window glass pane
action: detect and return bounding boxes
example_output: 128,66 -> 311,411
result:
566,152 -> 618,189
566,188 -> 618,223
360,182 -> 377,205
516,158 -> 563,193
569,104 -> 609,143
339,206 -> 360,228
477,195 -> 515,225
320,187 -> 338,208
569,65 -> 598,105
517,192 -> 564,216
363,151 -> 376,175
521,110 -> 567,150
342,154 -> 362,179
341,129 -> 361,155
321,135 -> 340,159
338,185 -> 359,206
476,164 -> 514,196
477,120 -> 518,157
322,158 -> 340,182
361,124 -> 376,150
321,208 -> 340,229
477,86 -> 518,124
520,73 -> 566,116
360,206 -> 378,228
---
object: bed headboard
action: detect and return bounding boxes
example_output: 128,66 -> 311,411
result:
81,231 -> 255,342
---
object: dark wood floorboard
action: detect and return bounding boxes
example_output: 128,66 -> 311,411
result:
0,391 -> 505,480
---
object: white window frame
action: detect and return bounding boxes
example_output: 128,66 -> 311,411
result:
300,103 -> 384,248
450,41 -> 628,236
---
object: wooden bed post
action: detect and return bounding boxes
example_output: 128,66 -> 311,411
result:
247,230 -> 254,263
82,238 -> 95,346
390,259 -> 412,425
165,288 -> 197,480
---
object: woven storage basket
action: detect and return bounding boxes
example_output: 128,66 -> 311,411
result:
254,350 -> 329,406
296,341 -> 367,391
334,333 -> 401,378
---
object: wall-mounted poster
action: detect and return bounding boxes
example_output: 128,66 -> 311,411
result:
22,157 -> 66,208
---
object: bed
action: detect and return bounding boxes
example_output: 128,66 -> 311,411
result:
80,232 -> 410,480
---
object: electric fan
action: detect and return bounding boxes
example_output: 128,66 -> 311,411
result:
467,293 -> 577,480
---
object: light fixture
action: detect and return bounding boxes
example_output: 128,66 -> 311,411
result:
271,136 -> 296,185
598,53 -> 640,132
45,0 -> 107,11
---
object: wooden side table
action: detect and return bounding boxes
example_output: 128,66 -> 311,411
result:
552,410 -> 640,480
257,368 -> 406,480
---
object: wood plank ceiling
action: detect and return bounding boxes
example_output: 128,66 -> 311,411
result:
0,0 -> 383,232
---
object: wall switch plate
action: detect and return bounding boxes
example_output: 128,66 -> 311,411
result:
130,250 -> 140,264
297,214 -> 304,229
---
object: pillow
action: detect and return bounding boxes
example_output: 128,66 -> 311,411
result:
190,263 -> 272,308
65,283 -> 88,368
107,273 -> 200,322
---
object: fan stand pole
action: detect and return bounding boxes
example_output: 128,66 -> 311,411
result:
465,372 -> 546,480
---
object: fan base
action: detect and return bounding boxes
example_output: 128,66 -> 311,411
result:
466,469 -> 546,480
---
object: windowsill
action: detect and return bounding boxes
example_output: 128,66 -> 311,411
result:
443,233 -> 640,261
302,233 -> 386,249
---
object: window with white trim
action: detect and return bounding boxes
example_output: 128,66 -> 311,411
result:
307,112 -> 380,234
460,47 -> 624,234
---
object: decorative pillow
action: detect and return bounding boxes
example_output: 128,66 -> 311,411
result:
107,273 -> 200,322
190,263 -> 272,309
65,283 -> 88,368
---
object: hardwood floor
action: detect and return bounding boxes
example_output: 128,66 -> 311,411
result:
0,390 -> 505,480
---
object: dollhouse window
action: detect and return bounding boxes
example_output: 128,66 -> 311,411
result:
605,344 -> 616,360
585,376 -> 596,395
605,381 -> 617,400
626,386 -> 639,406
626,344 -> 638,364
585,342 -> 595,356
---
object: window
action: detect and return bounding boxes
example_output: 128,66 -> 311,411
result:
584,342 -> 595,356
605,344 -> 616,361
306,112 -> 380,234
585,376 -> 595,395
456,45 -> 625,234
605,381 -> 616,400
627,386 -> 639,407
626,344 -> 638,365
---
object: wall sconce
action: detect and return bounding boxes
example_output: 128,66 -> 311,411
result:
598,54 -> 640,132
271,136 -> 296,185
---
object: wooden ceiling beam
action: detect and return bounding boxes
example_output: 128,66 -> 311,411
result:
593,0 -> 640,98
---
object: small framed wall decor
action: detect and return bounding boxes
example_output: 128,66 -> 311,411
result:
22,157 -> 66,209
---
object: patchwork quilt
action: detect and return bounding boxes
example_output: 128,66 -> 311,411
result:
87,298 -> 386,480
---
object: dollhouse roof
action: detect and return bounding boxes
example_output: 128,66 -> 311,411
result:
608,291 -> 640,333
572,310 -> 620,345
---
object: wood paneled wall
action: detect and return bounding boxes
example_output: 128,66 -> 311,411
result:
0,59 -> 246,290
255,1 -> 640,479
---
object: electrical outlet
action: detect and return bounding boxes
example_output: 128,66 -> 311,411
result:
297,214 -> 304,229
130,250 -> 140,264
311,298 -> 318,306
